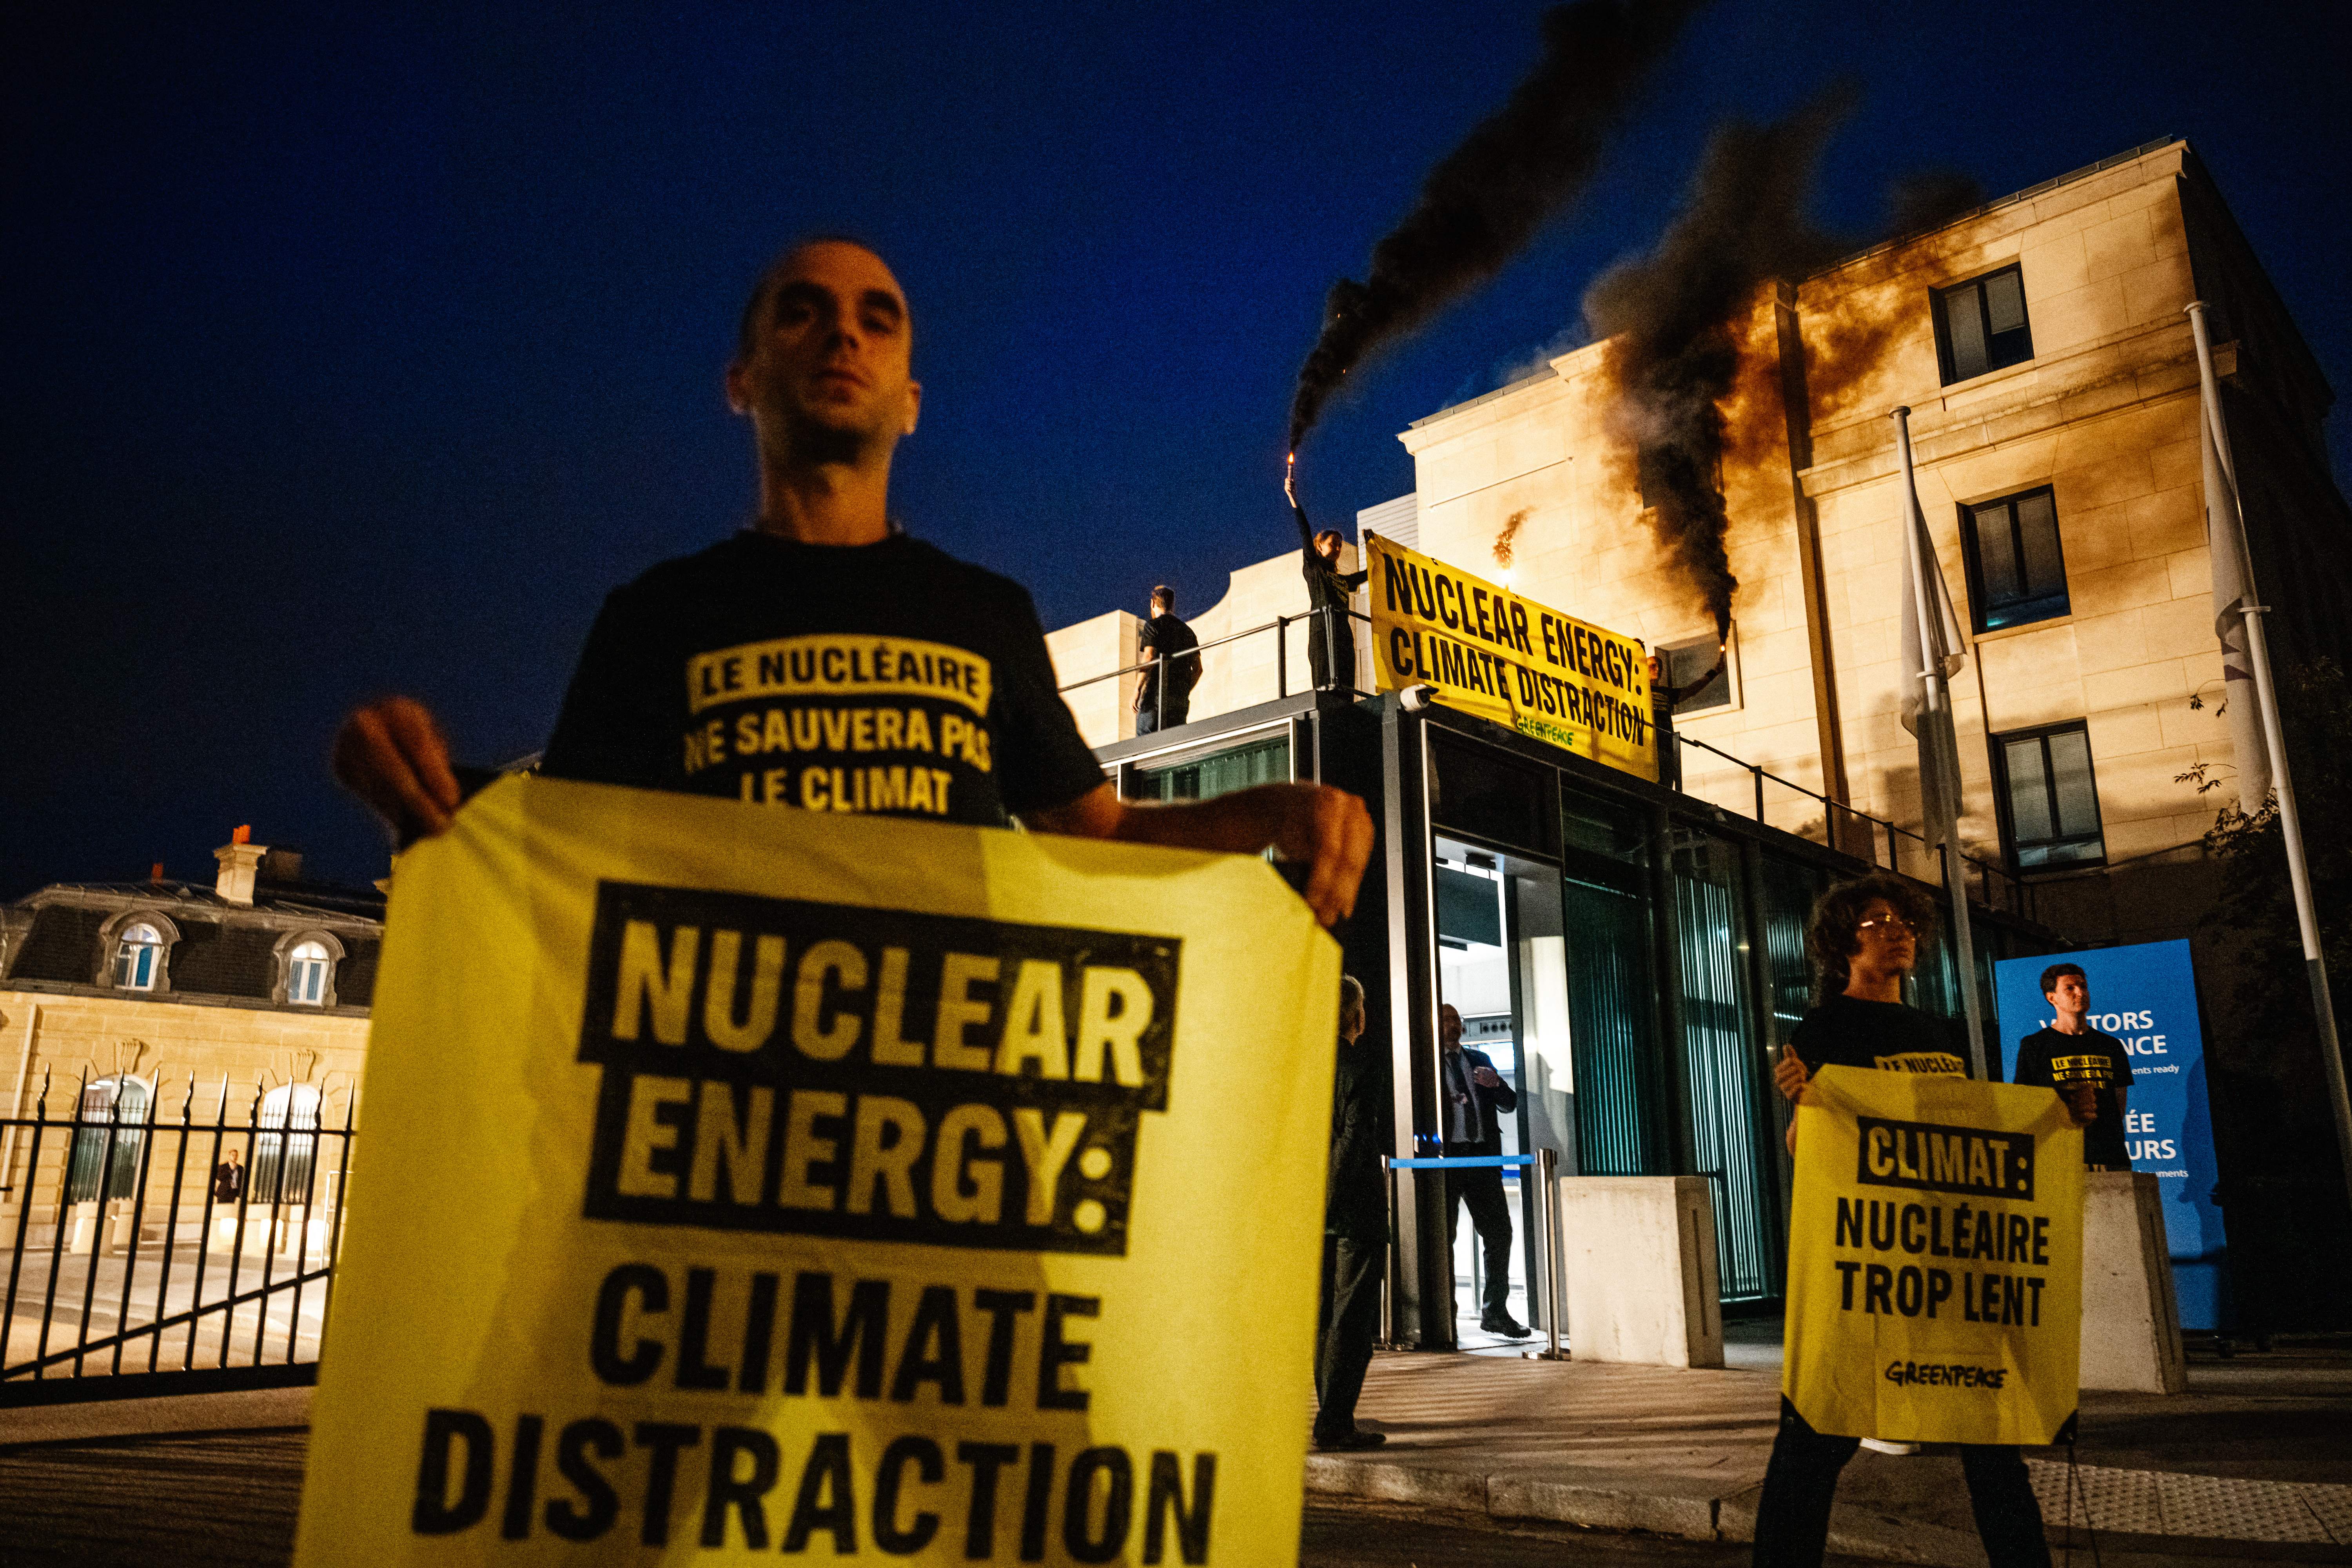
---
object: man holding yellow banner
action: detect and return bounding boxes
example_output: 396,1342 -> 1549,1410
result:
315,235 -> 1374,1564
1760,875 -> 2082,1568
294,776 -> 1342,1564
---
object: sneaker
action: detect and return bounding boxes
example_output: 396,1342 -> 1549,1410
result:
1480,1314 -> 1532,1339
1858,1438 -> 1921,1455
1313,1428 -> 1388,1452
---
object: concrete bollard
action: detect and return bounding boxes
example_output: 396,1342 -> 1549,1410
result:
210,1213 -> 268,1256
2080,1170 -> 2186,1393
1555,1175 -> 1724,1368
66,1200 -> 100,1256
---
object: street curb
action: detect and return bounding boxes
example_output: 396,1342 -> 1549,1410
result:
1306,1455 -> 2003,1566
0,1383 -> 312,1450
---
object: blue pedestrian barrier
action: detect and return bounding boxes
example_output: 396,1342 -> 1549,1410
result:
1385,1154 -> 1533,1172
1377,1149 -> 1568,1360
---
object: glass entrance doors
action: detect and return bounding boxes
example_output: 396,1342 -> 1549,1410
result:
1432,835 -> 1564,1347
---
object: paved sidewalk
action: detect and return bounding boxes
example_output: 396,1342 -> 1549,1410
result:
1309,1344 -> 2352,1564
4,1349 -> 2346,1566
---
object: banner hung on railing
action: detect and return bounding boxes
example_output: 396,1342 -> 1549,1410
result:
1363,533 -> 1656,781
1782,1066 -> 2082,1445
294,775 -> 1339,1566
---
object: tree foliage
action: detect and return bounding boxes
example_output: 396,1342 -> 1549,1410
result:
2187,657 -> 2352,1084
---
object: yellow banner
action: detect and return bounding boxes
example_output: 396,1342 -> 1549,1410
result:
294,775 -> 1338,1565
1783,1067 -> 2083,1445
1364,534 -> 1656,781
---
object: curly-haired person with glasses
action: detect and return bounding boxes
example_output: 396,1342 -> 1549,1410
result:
1752,872 -> 2074,1568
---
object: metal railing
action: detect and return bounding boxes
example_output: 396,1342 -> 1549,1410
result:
1669,730 -> 2034,920
1056,607 -> 1376,717
1054,613 -> 2034,921
0,1072 -> 356,1397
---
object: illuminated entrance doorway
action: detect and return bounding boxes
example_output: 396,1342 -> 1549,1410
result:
1432,834 -> 1570,1348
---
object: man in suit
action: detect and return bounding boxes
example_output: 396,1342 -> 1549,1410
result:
1438,1002 -> 1527,1338
212,1147 -> 246,1205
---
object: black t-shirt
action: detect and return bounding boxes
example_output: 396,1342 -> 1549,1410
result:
539,531 -> 1105,827
1136,614 -> 1200,710
1788,994 -> 1979,1081
2013,1027 -> 2132,1168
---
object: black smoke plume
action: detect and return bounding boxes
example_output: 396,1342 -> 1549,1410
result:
1286,0 -> 1706,455
1583,91 -> 1978,639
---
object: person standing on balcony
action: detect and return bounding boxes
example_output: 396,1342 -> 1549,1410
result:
1295,518 -> 1367,694
331,238 -> 1373,926
1134,584 -> 1201,735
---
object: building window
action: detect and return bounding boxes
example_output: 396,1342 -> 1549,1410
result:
288,940 -> 332,1005
66,1075 -> 150,1203
1658,633 -> 1735,716
1125,734 -> 1290,802
1960,486 -> 2069,631
1933,264 -> 2033,384
253,1084 -> 323,1205
112,923 -> 163,990
1993,722 -> 2105,870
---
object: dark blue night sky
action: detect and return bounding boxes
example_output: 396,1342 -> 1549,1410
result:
5,1 -> 2346,898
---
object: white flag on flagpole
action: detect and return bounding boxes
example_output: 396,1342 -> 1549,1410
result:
1892,406 -> 1989,1080
2194,345 -> 2272,815
1894,409 -> 1970,851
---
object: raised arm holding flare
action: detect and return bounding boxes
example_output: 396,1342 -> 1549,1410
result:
336,239 -> 1372,924
1289,477 -> 1368,695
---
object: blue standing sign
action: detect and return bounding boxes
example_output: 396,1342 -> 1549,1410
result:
1993,939 -> 2227,1329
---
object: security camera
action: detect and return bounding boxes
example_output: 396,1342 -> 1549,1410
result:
1399,684 -> 1439,713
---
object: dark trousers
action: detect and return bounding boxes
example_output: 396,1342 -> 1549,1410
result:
1752,1399 -> 2049,1568
1135,700 -> 1187,735
1315,1235 -> 1385,1440
1307,610 -> 1354,692
1441,1143 -> 1514,1320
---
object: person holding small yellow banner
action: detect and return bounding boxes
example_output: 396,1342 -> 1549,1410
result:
1760,874 -> 2091,1568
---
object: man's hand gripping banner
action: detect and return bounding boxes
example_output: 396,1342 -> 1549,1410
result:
1783,1066 -> 2083,1445
293,776 -> 1339,1564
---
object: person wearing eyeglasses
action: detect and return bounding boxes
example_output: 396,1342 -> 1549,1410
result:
1754,873 -> 2054,1568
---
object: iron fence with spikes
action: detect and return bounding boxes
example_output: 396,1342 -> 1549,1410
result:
0,1067 -> 356,1402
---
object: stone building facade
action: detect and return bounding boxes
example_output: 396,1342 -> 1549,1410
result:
1048,139 -> 2351,946
0,837 -> 381,1240
1396,138 -> 2348,943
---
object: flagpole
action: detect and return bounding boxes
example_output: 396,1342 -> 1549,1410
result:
1892,406 -> 1990,1080
2186,302 -> 2352,1214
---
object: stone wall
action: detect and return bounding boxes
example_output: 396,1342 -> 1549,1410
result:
0,990 -> 370,1227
